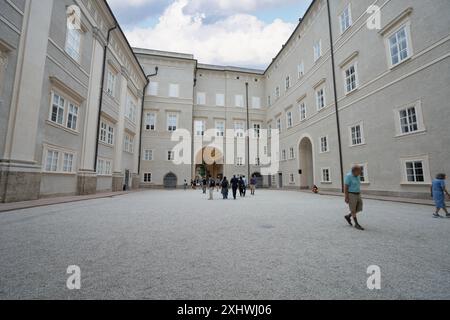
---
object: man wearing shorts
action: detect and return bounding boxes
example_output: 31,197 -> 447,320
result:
344,165 -> 365,231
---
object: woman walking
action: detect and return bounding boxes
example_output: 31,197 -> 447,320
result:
221,177 -> 229,200
431,173 -> 450,218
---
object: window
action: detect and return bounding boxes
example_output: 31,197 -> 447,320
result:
299,102 -> 307,121
167,151 -> 175,161
194,120 -> 205,136
65,27 -> 82,62
145,113 -> 156,131
298,62 -> 305,79
197,92 -> 206,105
126,95 -> 137,123
282,150 -> 287,161
144,150 -> 153,161
285,76 -> 291,90
235,95 -> 244,108
289,173 -> 295,184
234,121 -> 245,138
106,69 -> 116,97
124,134 -> 134,153
148,82 -> 158,96
340,5 -> 352,33
45,150 -> 59,172
399,107 -> 418,134
350,123 -> 364,146
275,86 -> 280,99
216,93 -> 225,107
388,26 -> 411,67
167,114 -> 178,132
344,64 -> 358,93
236,157 -> 244,166
169,84 -> 179,98
286,111 -> 293,128
215,121 -> 225,137
252,97 -> 261,109
51,93 -> 65,125
143,173 -> 152,183
316,88 -> 325,110
253,123 -> 261,138
357,164 -> 368,183
99,121 -> 114,145
67,103 -> 79,131
320,136 -> 329,153
255,157 -> 261,166
321,168 -> 331,183
97,158 -> 112,176
405,160 -> 424,183
63,153 -> 74,172
314,40 -> 322,62
276,118 -> 282,132
289,147 -> 295,159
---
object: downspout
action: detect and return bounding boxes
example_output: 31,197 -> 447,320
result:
191,61 -> 198,180
245,82 -> 251,180
326,0 -> 345,193
94,25 -> 117,172
137,66 -> 159,175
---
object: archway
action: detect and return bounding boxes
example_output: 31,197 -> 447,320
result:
163,172 -> 178,189
299,136 -> 314,189
195,147 -> 224,180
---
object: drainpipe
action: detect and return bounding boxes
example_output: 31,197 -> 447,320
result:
326,0 -> 345,193
191,61 -> 198,180
245,82 -> 251,180
137,66 -> 159,175
94,25 -> 117,172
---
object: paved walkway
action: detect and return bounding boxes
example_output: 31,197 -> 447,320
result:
316,191 -> 435,206
0,189 -> 449,300
0,191 -> 132,213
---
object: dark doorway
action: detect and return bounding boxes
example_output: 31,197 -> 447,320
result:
163,172 -> 177,189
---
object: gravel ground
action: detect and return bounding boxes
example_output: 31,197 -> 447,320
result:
0,189 -> 449,300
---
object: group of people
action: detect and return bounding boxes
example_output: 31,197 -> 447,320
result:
344,165 -> 450,231
196,175 -> 258,200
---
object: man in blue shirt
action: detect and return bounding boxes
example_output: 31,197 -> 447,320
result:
344,165 -> 365,231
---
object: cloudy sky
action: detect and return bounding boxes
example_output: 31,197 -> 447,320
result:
107,0 -> 313,69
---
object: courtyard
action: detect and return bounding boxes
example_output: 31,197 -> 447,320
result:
0,189 -> 449,300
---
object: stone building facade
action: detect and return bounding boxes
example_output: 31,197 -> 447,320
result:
1,0 -> 449,202
0,0 -> 146,202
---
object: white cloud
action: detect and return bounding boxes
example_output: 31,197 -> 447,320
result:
184,0 -> 298,16
124,0 -> 295,68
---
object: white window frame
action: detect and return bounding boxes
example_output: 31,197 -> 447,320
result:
339,4 -> 352,34
167,113 -> 178,132
194,119 -> 206,136
285,76 -> 291,91
169,83 -> 180,98
313,40 -> 322,62
236,157 -> 244,167
276,118 -> 282,133
143,173 -> 152,183
143,149 -> 154,161
400,156 -> 431,185
215,120 -> 225,137
216,93 -> 225,107
385,22 -> 413,69
145,112 -> 157,131
320,135 -> 329,153
234,121 -> 245,138
299,102 -> 307,121
99,120 -> 114,145
125,94 -> 137,123
65,26 -> 82,63
289,173 -> 295,184
252,96 -> 261,109
353,162 -> 370,184
97,157 -> 112,176
349,122 -> 365,147
106,68 -> 116,97
43,144 -> 77,174
298,62 -> 305,79
282,149 -> 287,161
235,95 -> 244,108
253,123 -> 261,139
286,111 -> 293,128
148,82 -> 158,96
197,92 -> 206,105
275,86 -> 280,99
316,87 -> 326,111
394,100 -> 426,137
123,133 -> 134,153
343,62 -> 358,94
289,147 -> 295,159
321,168 -> 331,183
167,150 -> 175,161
